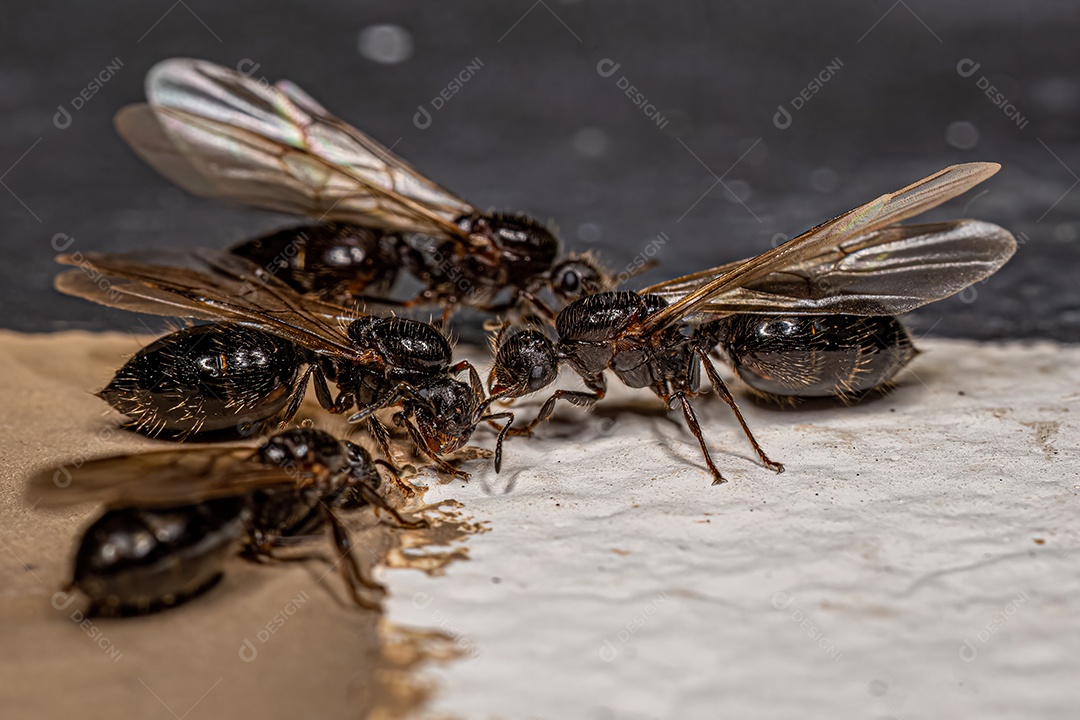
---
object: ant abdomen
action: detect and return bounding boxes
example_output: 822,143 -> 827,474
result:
712,314 -> 917,399
230,222 -> 401,301
98,324 -> 304,437
71,497 -> 248,616
456,212 -> 560,285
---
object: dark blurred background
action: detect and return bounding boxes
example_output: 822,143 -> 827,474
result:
2,1 -> 1078,339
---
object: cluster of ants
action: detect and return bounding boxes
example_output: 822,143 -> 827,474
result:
32,59 -> 1016,616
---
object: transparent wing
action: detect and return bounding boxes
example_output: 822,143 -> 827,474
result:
115,58 -> 475,237
637,162 -> 1003,332
54,249 -> 374,361
28,445 -> 302,508
646,220 -> 1016,317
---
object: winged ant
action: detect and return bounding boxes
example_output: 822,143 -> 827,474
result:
486,163 -> 1017,483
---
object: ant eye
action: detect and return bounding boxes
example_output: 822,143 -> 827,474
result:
562,271 -> 580,292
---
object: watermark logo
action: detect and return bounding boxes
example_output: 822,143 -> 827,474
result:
958,232 -> 1025,304
54,58 -> 124,130
771,591 -> 843,661
598,591 -> 669,662
957,59 -> 1030,130
615,232 -> 668,286
414,58 -> 484,130
597,59 -> 669,130
596,417 -> 619,437
958,590 -> 1029,662
410,592 -> 481,659
238,591 -> 310,662
52,232 -> 124,305
51,591 -> 123,661
773,58 -> 844,130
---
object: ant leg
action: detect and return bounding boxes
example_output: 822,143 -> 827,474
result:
309,367 -> 357,416
348,382 -> 429,425
479,410 -> 515,472
356,482 -> 428,529
326,510 -> 385,609
700,354 -> 784,474
366,415 -> 398,467
518,291 -> 557,323
676,394 -> 727,485
448,360 -> 485,398
247,545 -> 332,566
245,528 -> 334,566
243,531 -> 381,610
273,364 -> 316,429
397,413 -> 471,481
509,389 -> 602,438
367,415 -> 420,498
307,366 -> 360,417
348,390 -> 401,424
312,367 -> 337,410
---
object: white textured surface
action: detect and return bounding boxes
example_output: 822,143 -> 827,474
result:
387,340 -> 1079,719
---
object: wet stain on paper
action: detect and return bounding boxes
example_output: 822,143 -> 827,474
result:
1021,420 -> 1059,459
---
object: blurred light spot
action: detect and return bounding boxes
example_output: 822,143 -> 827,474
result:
946,121 -> 980,150
1031,76 -> 1080,112
724,180 -> 752,204
1054,223 -> 1078,242
573,127 -> 608,157
576,222 -> 602,243
810,167 -> 839,193
358,24 -> 414,65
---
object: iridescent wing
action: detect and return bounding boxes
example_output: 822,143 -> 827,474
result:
28,445 -> 312,508
54,249 -> 374,361
643,219 -> 1016,317
636,163 -> 1007,331
114,58 -> 475,238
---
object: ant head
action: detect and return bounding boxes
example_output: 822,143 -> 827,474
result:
412,377 -> 481,455
343,441 -> 381,486
487,324 -> 559,399
547,253 -> 612,305
335,440 -> 386,509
